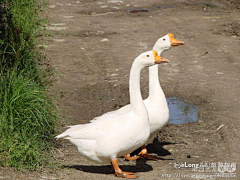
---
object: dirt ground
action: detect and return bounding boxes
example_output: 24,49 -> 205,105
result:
1,0 -> 240,179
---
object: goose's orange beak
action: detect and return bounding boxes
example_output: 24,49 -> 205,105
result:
169,33 -> 184,47
153,50 -> 170,64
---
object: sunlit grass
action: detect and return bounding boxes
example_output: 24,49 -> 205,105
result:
0,0 -> 58,169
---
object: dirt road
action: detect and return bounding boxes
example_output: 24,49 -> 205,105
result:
2,0 -> 240,179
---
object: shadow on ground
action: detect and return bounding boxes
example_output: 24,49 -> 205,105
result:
129,139 -> 176,161
64,160 -> 153,174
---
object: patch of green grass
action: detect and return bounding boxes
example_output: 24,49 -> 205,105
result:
0,68 -> 57,169
1,1 -> 40,70
0,0 -> 59,169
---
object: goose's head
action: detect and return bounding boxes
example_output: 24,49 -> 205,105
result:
137,50 -> 170,67
153,33 -> 184,54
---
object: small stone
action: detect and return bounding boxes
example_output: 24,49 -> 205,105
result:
40,176 -> 48,179
187,155 -> 191,158
100,5 -> 108,8
217,124 -> 224,131
53,39 -> 65,42
113,7 -> 120,10
100,38 -> 109,42
48,5 -> 56,9
109,0 -> 123,3
110,73 -> 118,76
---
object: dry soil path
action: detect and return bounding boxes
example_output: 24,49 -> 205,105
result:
2,0 -> 240,179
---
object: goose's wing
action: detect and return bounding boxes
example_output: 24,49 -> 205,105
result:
56,113 -> 130,140
91,104 -> 131,122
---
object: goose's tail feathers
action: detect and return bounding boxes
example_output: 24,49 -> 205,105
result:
55,124 -> 85,139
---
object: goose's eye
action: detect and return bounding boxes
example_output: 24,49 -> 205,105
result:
163,38 -> 166,41
147,55 -> 149,57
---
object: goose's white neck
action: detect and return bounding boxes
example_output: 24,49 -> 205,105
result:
129,60 -> 147,114
148,49 -> 165,100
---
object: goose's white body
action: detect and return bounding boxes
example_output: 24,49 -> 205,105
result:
56,51 -> 164,164
93,34 -> 173,144
58,112 -> 149,163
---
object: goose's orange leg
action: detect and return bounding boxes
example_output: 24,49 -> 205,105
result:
124,145 -> 159,161
124,153 -> 139,161
111,159 -> 137,179
139,145 -> 159,160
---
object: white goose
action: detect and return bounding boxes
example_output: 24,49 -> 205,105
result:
131,33 -> 184,160
56,51 -> 169,178
94,33 -> 184,160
